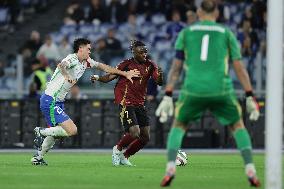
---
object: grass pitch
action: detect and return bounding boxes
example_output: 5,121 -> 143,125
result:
0,152 -> 269,189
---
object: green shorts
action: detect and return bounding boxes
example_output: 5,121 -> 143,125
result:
175,91 -> 242,126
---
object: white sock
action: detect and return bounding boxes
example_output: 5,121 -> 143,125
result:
38,136 -> 55,159
166,161 -> 176,176
40,126 -> 69,137
245,163 -> 256,177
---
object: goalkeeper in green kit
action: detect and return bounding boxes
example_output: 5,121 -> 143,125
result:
156,0 -> 261,187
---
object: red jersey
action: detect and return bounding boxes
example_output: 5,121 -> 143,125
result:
114,58 -> 159,106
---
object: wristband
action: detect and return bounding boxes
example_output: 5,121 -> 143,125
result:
245,91 -> 254,97
165,90 -> 173,97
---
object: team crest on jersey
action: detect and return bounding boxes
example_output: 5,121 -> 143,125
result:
145,66 -> 150,74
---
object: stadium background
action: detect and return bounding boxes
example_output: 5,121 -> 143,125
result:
0,0 -> 267,149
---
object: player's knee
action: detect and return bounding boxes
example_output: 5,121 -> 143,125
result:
172,120 -> 187,131
69,126 -> 77,136
230,119 -> 244,132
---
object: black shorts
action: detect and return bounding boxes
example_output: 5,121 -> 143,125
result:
119,105 -> 150,132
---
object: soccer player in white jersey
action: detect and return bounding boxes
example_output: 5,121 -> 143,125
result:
31,38 -> 140,165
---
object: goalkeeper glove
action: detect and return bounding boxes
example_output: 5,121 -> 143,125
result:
155,95 -> 174,123
246,91 -> 260,121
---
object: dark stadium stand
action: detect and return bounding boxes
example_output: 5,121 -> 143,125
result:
0,98 -> 265,149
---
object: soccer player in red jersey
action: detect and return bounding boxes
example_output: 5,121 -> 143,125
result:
91,40 -> 163,166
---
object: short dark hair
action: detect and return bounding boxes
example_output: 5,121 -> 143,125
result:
201,0 -> 217,13
130,40 -> 146,50
73,38 -> 91,53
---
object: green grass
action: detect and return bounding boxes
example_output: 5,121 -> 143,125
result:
0,152 -> 273,189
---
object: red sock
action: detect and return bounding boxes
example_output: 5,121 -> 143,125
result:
124,138 -> 147,158
117,133 -> 135,151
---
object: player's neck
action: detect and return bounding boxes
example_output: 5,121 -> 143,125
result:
133,57 -> 143,64
76,53 -> 85,63
200,16 -> 216,22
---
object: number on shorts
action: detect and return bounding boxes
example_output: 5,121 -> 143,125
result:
54,106 -> 63,114
200,34 -> 209,61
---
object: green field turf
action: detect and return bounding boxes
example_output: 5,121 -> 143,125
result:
0,152 -> 274,189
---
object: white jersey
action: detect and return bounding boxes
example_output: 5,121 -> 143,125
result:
45,53 -> 99,101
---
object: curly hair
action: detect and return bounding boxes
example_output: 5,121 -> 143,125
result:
130,40 -> 146,50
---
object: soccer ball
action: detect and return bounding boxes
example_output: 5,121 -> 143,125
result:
176,150 -> 188,166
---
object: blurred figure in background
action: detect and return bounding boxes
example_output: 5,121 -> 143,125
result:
36,35 -> 60,70
66,84 -> 88,100
186,10 -> 197,25
24,82 -> 41,99
119,14 -> 138,42
87,0 -> 106,23
20,30 -> 42,58
64,0 -> 85,24
31,56 -> 53,93
166,10 -> 186,44
105,0 -> 127,24
96,28 -> 124,65
58,37 -> 72,60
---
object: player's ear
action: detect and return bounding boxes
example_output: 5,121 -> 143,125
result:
214,9 -> 219,20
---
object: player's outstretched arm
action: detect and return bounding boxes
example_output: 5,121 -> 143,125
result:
233,60 -> 260,121
96,62 -> 140,83
90,74 -> 117,83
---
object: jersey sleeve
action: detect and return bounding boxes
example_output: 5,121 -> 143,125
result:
228,30 -> 242,61
174,29 -> 185,51
61,54 -> 76,69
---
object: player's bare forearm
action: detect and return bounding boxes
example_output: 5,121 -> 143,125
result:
58,61 -> 71,79
97,63 -> 128,77
233,60 -> 253,92
98,74 -> 117,83
156,67 -> 163,86
165,59 -> 183,91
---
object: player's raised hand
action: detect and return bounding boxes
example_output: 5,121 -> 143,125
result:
155,96 -> 174,123
125,69 -> 140,83
246,95 -> 260,121
90,75 -> 99,83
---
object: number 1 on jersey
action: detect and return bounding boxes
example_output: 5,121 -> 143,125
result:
200,34 -> 209,61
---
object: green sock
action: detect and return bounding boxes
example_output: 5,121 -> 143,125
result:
233,128 -> 253,165
167,127 -> 185,162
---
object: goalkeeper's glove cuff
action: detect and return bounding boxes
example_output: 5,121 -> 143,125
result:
245,91 -> 254,97
165,90 -> 173,97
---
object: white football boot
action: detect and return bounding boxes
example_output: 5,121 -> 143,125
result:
112,145 -> 122,166
120,153 -> 133,166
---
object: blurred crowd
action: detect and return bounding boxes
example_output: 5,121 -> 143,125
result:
0,0 -> 267,99
0,0 -> 54,33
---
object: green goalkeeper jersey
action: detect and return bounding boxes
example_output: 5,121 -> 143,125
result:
175,20 -> 242,96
